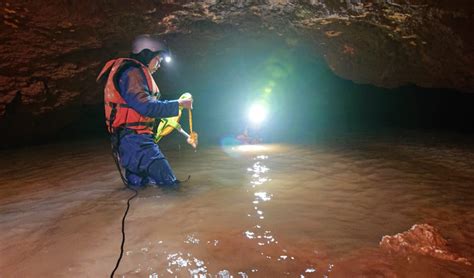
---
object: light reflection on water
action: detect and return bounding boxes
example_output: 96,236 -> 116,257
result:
0,138 -> 474,277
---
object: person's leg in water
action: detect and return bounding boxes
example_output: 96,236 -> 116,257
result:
118,133 -> 178,186
125,170 -> 146,187
147,157 -> 177,185
139,137 -> 178,185
125,161 -> 177,186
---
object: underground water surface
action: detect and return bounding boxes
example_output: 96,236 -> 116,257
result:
0,135 -> 473,277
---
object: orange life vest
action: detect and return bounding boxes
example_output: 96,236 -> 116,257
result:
97,58 -> 160,134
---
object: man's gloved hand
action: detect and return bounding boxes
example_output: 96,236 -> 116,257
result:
178,98 -> 193,109
187,132 -> 198,149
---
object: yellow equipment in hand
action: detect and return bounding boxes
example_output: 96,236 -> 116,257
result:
154,93 -> 198,149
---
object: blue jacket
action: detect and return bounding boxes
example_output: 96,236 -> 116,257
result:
118,66 -> 179,118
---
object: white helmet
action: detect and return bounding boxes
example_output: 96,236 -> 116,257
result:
132,34 -> 169,55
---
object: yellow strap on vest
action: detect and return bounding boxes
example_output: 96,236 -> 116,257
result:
189,108 -> 193,134
154,93 -> 198,149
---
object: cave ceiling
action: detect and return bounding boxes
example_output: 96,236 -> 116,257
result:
0,0 -> 473,131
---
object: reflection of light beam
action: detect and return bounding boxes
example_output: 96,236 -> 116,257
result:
233,145 -> 268,152
254,192 -> 272,201
221,140 -> 286,157
164,56 -> 172,63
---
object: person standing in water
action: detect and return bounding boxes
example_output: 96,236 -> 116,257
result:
97,35 -> 193,186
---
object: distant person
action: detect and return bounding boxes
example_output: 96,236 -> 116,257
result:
236,126 -> 262,145
97,35 -> 192,186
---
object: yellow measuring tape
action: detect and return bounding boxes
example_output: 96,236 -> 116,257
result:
188,107 -> 198,148
154,93 -> 198,149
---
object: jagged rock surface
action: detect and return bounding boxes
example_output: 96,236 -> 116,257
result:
380,224 -> 471,265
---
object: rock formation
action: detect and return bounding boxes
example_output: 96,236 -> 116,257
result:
380,224 -> 471,265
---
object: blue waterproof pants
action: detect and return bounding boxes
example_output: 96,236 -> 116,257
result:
117,133 -> 177,186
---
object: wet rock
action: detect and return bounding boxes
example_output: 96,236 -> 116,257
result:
380,224 -> 471,265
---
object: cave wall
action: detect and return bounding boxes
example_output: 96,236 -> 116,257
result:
0,0 -> 473,145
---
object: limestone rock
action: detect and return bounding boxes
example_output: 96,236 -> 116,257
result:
380,224 -> 471,265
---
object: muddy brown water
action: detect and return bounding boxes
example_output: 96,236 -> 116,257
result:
1,136 -> 473,277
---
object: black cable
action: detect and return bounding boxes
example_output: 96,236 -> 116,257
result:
111,142 -> 129,187
110,186 -> 138,278
110,138 -> 137,278
182,175 -> 191,183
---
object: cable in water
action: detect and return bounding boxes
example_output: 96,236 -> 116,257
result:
110,186 -> 138,278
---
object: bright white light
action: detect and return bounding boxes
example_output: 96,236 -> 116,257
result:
164,56 -> 172,63
248,102 -> 267,124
